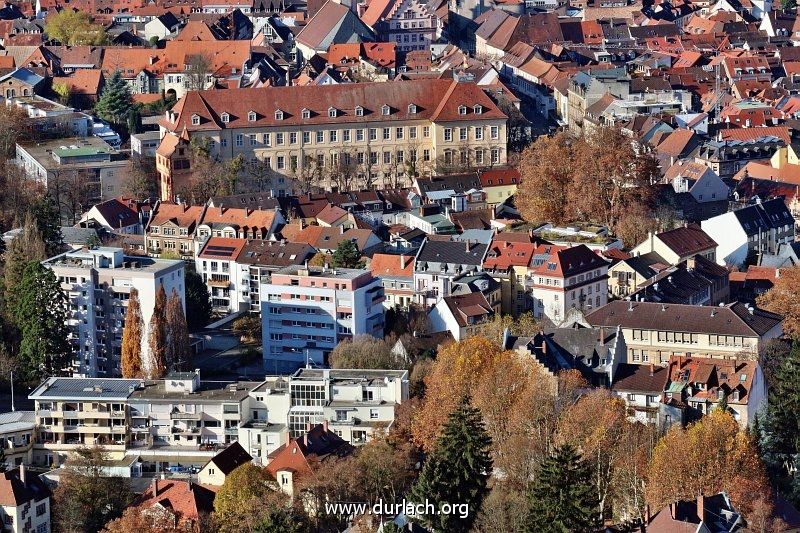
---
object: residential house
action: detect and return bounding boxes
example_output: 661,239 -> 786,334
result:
260,266 -> 385,372
132,479 -> 216,532
145,201 -> 204,260
197,441 -> 252,485
50,69 -> 103,109
235,240 -> 316,312
369,253 -> 415,309
630,225 -> 717,265
0,466 -> 50,533
702,197 -> 795,267
611,363 -> 669,425
482,236 -> 536,316
295,1 -> 374,60
196,205 -> 284,241
78,197 -> 147,235
360,0 -> 439,52
413,237 -> 489,307
291,226 -> 382,255
196,237 -> 249,313
427,291 -> 496,341
0,412 -> 35,468
479,167 -> 519,207
0,67 -> 44,98
662,161 -> 729,222
586,300 -> 784,364
629,257 -> 730,306
646,493 -> 743,533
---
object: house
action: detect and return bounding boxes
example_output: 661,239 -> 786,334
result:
0,466 -> 50,533
360,0 -> 439,52
663,161 -> 729,221
369,253 -> 415,309
630,225 -> 717,265
291,226 -> 382,255
196,237 -> 249,313
0,412 -> 35,468
663,355 -> 766,427
0,67 -> 44,98
586,300 -> 784,364
197,441 -> 253,485
295,1 -> 374,59
267,422 -> 353,498
145,201 -> 204,260
646,492 -> 743,533
611,363 -> 670,425
132,479 -> 216,531
413,238 -> 489,307
479,167 -> 519,207
78,197 -> 146,235
50,69 -> 103,109
701,197 -> 795,267
144,12 -> 181,41
608,251 -> 673,298
427,291 -> 496,341
628,255 -> 731,306
482,237 -> 536,316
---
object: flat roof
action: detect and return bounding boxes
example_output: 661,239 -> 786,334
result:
291,368 -> 407,385
30,378 -> 140,400
130,380 -> 257,402
275,265 -> 369,280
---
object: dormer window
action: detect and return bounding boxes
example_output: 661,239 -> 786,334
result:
191,114 -> 200,126
458,105 -> 467,115
328,107 -> 337,118
381,104 -> 390,116
355,106 -> 364,117
275,109 -> 284,120
301,108 -> 311,119
248,111 -> 257,122
473,104 -> 482,114
220,112 -> 230,123
408,103 -> 417,114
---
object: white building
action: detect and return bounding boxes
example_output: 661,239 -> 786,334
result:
260,265 -> 385,373
0,465 -> 51,533
0,413 -> 35,469
43,247 -> 185,378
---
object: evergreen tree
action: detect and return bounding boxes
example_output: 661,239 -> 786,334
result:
165,288 -> 190,371
526,444 -> 600,533
185,270 -> 212,331
331,238 -> 363,269
120,289 -> 143,378
716,392 -> 728,413
30,197 -> 62,255
13,261 -> 72,380
410,397 -> 492,533
95,71 -> 133,127
147,284 -> 167,379
4,213 -> 45,300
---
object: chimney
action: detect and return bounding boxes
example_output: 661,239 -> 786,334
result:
19,464 -> 25,486
697,494 -> 705,524
303,433 -> 309,447
323,420 -> 329,433
219,205 -> 224,215
598,326 -> 604,344
540,339 -> 547,355
400,254 -> 407,269
645,504 -> 651,524
465,240 -> 470,252
649,363 -> 654,376
339,225 -> 344,235
151,477 -> 158,497
285,431 -> 291,446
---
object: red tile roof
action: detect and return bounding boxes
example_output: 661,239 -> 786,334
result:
148,202 -> 204,229
369,253 -> 414,278
198,236 -> 248,259
135,480 -> 216,528
483,239 -> 537,270
52,68 -> 103,96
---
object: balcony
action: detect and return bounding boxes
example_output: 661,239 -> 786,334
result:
171,426 -> 200,435
224,427 -> 239,435
170,412 -> 201,420
208,276 -> 231,288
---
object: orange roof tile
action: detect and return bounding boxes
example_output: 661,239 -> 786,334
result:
369,253 -> 414,278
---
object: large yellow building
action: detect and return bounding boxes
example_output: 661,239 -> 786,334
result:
156,79 -> 508,199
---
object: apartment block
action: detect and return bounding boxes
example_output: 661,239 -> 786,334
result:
260,266 -> 385,373
156,80 -> 508,198
0,413 -> 35,468
43,247 -> 185,378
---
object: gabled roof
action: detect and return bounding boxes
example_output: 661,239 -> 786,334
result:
655,224 -> 717,258
529,244 -> 608,278
89,197 -> 140,229
135,479 -> 216,526
148,202 -> 204,230
236,240 -> 315,267
0,467 -> 49,507
369,253 -> 414,278
52,68 -> 103,96
205,441 -> 252,475
267,424 -> 353,478
198,237 -> 248,259
442,291 -> 494,327
296,0 -> 374,50
612,363 -> 669,393
316,204 -> 348,225
200,205 -> 277,230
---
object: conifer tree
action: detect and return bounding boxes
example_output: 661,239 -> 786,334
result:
14,261 -> 71,379
147,284 -> 167,379
331,239 -> 363,269
120,289 -> 143,378
4,213 -> 45,300
185,271 -> 212,331
410,396 -> 492,532
526,444 -> 600,533
31,197 -> 62,255
95,71 -> 133,127
165,288 -> 190,371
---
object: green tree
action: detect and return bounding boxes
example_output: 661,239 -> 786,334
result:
526,444 -> 600,533
44,10 -> 107,45
31,197 -> 62,255
165,288 -> 190,371
4,212 -> 46,300
147,284 -> 167,378
213,463 -> 288,533
331,238 -> 363,269
410,397 -> 492,532
0,447 -> 8,473
121,288 -> 143,378
14,261 -> 71,380
95,71 -> 133,127
53,446 -> 133,533
185,270 -> 212,331
52,82 -> 72,106
782,0 -> 797,11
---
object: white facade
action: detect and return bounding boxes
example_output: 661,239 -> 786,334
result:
530,267 -> 609,324
43,248 -> 185,378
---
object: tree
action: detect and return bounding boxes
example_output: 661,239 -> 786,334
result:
758,266 -> 800,339
14,261 -> 72,379
52,82 -> 73,106
185,271 -> 212,331
31,196 -> 63,255
185,54 -> 212,91
102,505 -> 183,533
232,315 -> 262,344
165,288 -> 190,372
329,335 -> 406,369
4,212 -> 46,299
44,10 -> 107,45
473,485 -> 529,533
125,156 -> 158,200
331,238 -> 363,269
782,0 -> 797,10
213,463 -> 276,533
95,71 -> 133,127
0,105 -> 30,160
761,339 -> 791,391
646,409 -> 770,516
53,446 -> 134,533
410,397 -> 492,533
526,444 -> 600,533
121,288 -> 144,378
473,312 -> 538,347
147,284 -> 168,378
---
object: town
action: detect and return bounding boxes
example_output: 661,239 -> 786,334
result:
1,0 -> 800,530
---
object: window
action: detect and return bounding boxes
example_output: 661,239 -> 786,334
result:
302,108 -> 311,119
410,126 -> 417,139
355,106 -> 364,116
330,130 -> 338,142
474,104 -> 483,114
191,114 -> 200,125
314,131 -> 323,143
370,408 -> 379,419
36,503 -> 46,517
289,132 -> 297,144
423,149 -> 431,161
328,107 -> 337,117
383,151 -> 391,164
458,104 -> 467,115
248,111 -> 257,121
276,133 -> 284,145
356,129 -> 365,141
383,128 -> 390,140
475,127 -> 483,140
369,128 -> 377,141
491,126 -> 499,139
220,112 -> 230,123
275,110 -> 284,120
302,131 -> 310,143
396,127 -> 404,139
262,133 -> 271,145
408,103 -> 417,114
277,156 -> 285,169
235,134 -> 243,147
444,128 -> 452,142
459,127 -> 467,141
249,134 -> 257,146
491,148 -> 500,164
381,104 -> 391,115
475,149 -> 484,164
423,126 -> 430,138
343,129 -> 351,142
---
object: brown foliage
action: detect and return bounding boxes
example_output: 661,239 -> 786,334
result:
517,132 -> 580,225
165,288 -> 190,371
646,409 -> 770,517
147,284 -> 168,378
757,265 -> 800,339
102,505 -> 184,533
329,335 -> 405,369
121,288 -> 144,378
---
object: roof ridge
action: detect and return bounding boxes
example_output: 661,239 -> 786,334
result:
430,79 -> 460,122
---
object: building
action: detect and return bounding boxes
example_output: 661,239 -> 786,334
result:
260,266 -> 385,372
197,441 -> 252,485
368,253 -> 415,309
15,137 -> 129,203
196,237 -> 249,313
702,198 -> 796,267
428,291 -> 496,340
483,236 -> 537,316
413,238 -> 489,307
43,247 -> 185,378
0,466 -> 51,533
646,493 -> 743,533
527,244 -> 609,324
145,201 -> 205,260
0,413 -> 35,468
586,300 -> 784,364
77,197 -> 147,235
156,79 -> 508,196
611,363 -> 670,425
130,131 -> 162,158
29,377 -> 140,466
629,257 -> 730,306
630,225 -> 717,265
132,479 -> 216,532
360,0 -> 440,52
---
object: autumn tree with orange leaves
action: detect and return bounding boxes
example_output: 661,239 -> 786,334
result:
646,409 -> 770,518
757,265 -> 800,339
